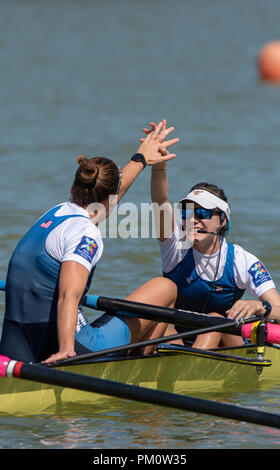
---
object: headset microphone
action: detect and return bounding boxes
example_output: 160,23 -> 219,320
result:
197,229 -> 218,236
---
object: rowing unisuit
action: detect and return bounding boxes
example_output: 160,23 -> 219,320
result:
161,224 -> 275,314
0,202 -> 130,362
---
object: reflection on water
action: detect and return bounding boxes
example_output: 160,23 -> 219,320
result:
1,394 -> 280,449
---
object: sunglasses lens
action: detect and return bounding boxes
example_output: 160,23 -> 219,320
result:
181,208 -> 193,220
195,208 -> 213,219
181,207 -> 219,220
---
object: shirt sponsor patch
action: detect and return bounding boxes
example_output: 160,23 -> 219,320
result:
248,261 -> 272,287
73,236 -> 98,264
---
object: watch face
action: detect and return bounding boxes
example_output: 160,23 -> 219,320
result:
132,153 -> 146,166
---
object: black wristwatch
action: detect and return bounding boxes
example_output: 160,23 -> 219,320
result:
262,300 -> 272,318
131,153 -> 147,168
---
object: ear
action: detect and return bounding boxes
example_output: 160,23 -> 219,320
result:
218,213 -> 228,236
220,212 -> 225,223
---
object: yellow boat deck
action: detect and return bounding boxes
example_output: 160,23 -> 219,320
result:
0,344 -> 280,416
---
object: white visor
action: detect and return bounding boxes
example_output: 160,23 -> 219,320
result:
177,189 -> 230,220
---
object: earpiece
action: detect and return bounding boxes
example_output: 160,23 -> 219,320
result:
218,212 -> 231,237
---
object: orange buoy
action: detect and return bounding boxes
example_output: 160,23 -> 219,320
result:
258,41 -> 280,81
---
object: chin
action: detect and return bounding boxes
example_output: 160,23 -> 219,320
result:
193,232 -> 209,245
191,233 -> 201,242
193,236 -> 203,245
185,229 -> 195,243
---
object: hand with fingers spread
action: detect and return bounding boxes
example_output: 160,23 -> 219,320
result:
226,299 -> 265,322
138,119 -> 179,165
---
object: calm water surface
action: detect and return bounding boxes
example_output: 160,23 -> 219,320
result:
1,0 -> 280,450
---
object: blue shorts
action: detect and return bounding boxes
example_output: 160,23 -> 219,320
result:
75,314 -> 131,356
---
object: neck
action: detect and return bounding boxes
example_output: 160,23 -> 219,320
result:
193,235 -> 222,255
85,206 -> 104,225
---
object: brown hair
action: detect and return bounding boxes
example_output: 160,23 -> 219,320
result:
71,154 -> 121,207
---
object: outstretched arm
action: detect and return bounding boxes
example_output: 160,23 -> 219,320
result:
148,120 -> 177,241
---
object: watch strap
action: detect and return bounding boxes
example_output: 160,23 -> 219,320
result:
131,153 -> 147,168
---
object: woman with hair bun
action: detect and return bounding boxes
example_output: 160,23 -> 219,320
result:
143,121 -> 280,349
0,120 -> 179,364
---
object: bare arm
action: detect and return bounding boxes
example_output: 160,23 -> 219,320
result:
146,120 -> 176,241
44,261 -> 90,364
151,163 -> 175,241
260,288 -> 280,321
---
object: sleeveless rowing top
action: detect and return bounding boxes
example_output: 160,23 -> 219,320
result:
3,205 -> 94,360
164,241 -> 245,316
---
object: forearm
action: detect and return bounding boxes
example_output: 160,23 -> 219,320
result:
151,163 -> 169,205
57,296 -> 79,353
118,160 -> 144,201
260,289 -> 280,321
151,164 -> 175,240
267,305 -> 280,320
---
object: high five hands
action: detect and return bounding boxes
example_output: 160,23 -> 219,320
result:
137,119 -> 179,164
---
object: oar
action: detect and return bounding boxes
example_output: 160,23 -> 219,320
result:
1,355 -> 280,429
83,294 -> 245,336
1,281 -> 275,343
55,314 -> 262,366
0,280 -> 244,335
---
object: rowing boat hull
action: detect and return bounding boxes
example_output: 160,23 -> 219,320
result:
1,344 -> 280,416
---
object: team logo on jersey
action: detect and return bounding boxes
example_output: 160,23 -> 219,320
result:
186,275 -> 195,284
248,261 -> 272,287
74,236 -> 98,263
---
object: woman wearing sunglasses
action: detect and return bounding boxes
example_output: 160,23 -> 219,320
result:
0,121 -> 179,364
147,122 -> 280,349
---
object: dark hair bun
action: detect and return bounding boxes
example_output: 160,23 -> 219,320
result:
76,154 -> 99,185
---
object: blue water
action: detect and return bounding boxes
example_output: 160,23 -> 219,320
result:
1,0 -> 280,449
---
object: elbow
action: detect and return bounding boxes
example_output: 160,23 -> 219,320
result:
57,290 -> 82,309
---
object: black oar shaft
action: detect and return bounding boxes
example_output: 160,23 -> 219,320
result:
95,296 -> 243,336
0,281 -> 244,335
12,361 -> 280,429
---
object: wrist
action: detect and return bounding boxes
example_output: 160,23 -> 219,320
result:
262,300 -> 272,318
131,153 -> 147,169
256,300 -> 272,317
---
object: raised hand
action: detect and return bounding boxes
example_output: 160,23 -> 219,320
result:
137,119 -> 179,165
